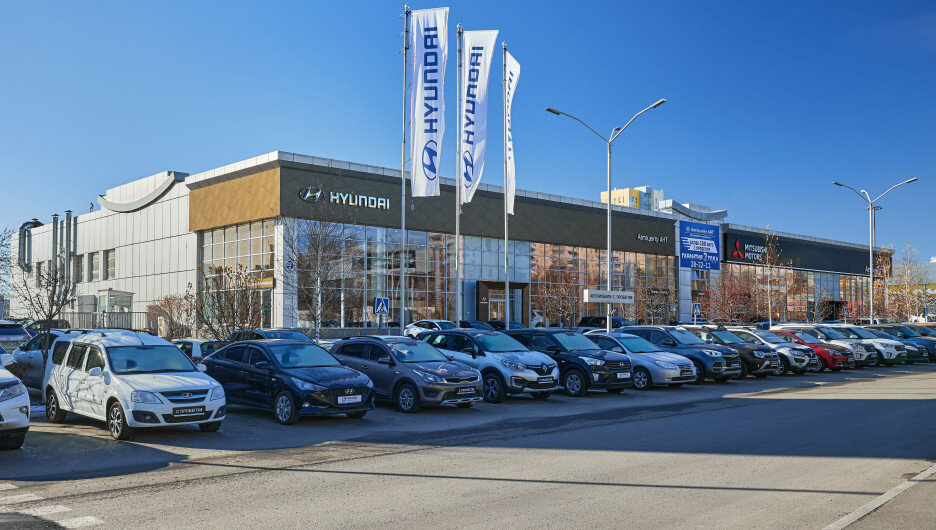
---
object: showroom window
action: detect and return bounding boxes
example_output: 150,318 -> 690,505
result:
103,249 -> 116,280
74,254 -> 84,283
90,252 -> 100,282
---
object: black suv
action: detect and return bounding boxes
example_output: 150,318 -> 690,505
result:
683,325 -> 780,378
576,316 -> 634,332
202,340 -> 374,424
504,329 -> 633,396
624,326 -> 743,383
227,328 -> 314,342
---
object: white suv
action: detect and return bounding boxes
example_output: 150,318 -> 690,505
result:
44,330 -> 227,440
0,367 -> 30,450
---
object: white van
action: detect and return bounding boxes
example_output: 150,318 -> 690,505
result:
44,329 -> 226,440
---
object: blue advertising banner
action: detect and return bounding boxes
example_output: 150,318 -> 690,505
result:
680,221 -> 720,270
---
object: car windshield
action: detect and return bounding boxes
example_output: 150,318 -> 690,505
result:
816,326 -> 847,339
268,344 -> 340,368
0,324 -> 27,336
435,321 -> 456,330
476,333 -> 527,352
894,326 -> 921,337
751,330 -> 785,344
263,330 -> 313,341
107,346 -> 196,374
847,327 -> 877,339
552,332 -> 600,350
391,341 -> 449,362
670,328 -> 707,345
869,329 -> 897,340
712,330 -> 744,344
911,326 -> 936,336
793,332 -> 822,344
618,337 -> 658,353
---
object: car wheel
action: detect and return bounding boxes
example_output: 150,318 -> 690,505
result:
345,411 -> 367,419
0,433 -> 25,450
776,358 -> 789,376
273,390 -> 299,425
529,391 -> 550,400
734,362 -> 749,380
396,383 -> 421,413
562,369 -> 588,397
871,352 -> 883,367
691,362 -> 706,385
481,372 -> 507,403
632,367 -> 652,390
815,356 -> 827,372
107,401 -> 133,440
198,421 -> 222,432
45,389 -> 66,423
455,402 -> 475,408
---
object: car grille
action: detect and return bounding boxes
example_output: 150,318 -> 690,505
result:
863,344 -> 876,352
712,361 -> 725,370
606,360 -> 632,370
895,345 -> 906,352
444,375 -> 479,383
160,389 -> 209,404
525,364 -> 557,375
319,386 -> 370,406
442,389 -> 479,400
678,364 -> 694,376
161,412 -> 213,423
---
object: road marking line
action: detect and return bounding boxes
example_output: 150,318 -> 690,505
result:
0,494 -> 42,505
824,461 -> 936,529
59,516 -> 104,528
0,484 -> 16,491
19,505 -> 71,517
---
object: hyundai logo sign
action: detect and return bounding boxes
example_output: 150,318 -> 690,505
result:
462,149 -> 475,186
422,140 -> 439,181
344,388 -> 354,395
298,187 -> 325,203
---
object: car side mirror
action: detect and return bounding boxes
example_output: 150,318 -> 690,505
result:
377,356 -> 393,365
196,364 -> 207,372
88,367 -> 104,377
254,361 -> 271,370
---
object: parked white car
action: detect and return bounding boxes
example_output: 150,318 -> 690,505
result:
404,319 -> 457,338
0,367 -> 30,450
172,338 -> 225,360
0,320 -> 31,357
44,329 -> 226,440
4,330 -> 83,391
826,324 -> 906,366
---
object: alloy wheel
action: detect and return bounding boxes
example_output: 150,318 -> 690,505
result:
108,406 -> 123,438
275,394 -> 293,423
483,377 -> 500,401
633,369 -> 650,390
565,372 -> 582,395
398,387 -> 415,411
46,394 -> 57,421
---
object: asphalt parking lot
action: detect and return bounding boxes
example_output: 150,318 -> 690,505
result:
2,364 -> 936,528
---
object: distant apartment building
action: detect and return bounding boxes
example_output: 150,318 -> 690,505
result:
600,186 -> 664,211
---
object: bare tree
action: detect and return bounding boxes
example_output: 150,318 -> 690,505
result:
700,267 -> 757,324
195,265 -> 267,342
11,246 -> 77,368
0,227 -> 12,294
889,242 -> 925,321
757,228 -> 791,326
147,291 -> 196,340
281,216 -> 353,340
541,270 -> 581,328
873,246 -> 893,322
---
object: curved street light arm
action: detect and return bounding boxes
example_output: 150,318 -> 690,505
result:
832,181 -> 870,204
871,178 -> 918,204
610,104 -> 655,144
554,110 -> 608,143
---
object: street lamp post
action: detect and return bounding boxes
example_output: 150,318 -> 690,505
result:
832,177 -> 918,322
546,99 -> 666,332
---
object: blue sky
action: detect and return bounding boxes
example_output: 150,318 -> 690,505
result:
1,1 -> 933,258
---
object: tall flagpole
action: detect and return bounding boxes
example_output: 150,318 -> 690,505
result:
400,4 -> 410,332
454,24 -> 463,326
502,42 -> 510,327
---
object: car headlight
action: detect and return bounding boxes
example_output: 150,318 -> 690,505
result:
753,351 -> 766,358
210,386 -> 225,401
0,382 -> 26,402
500,359 -> 525,371
414,370 -> 444,383
654,360 -> 678,370
291,377 -> 325,392
579,356 -> 605,366
130,391 -> 163,404
702,350 -> 722,357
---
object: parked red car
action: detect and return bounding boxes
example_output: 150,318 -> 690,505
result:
771,329 -> 853,371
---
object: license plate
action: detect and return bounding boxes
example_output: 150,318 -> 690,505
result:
616,371 -> 631,379
457,388 -> 474,395
173,406 -> 205,416
537,377 -> 553,384
337,394 -> 362,405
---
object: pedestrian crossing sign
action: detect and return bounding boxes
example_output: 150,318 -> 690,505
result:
374,297 -> 390,315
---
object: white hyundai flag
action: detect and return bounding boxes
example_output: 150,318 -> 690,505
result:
409,7 -> 448,197
504,50 -> 520,215
459,29 -> 498,205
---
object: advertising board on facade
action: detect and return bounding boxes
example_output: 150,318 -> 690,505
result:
679,221 -> 720,270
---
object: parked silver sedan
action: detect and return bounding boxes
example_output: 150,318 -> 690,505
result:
585,332 -> 696,390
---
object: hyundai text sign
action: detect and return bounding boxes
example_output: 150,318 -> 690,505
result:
298,187 -> 390,210
679,221 -> 720,271
583,289 -> 635,304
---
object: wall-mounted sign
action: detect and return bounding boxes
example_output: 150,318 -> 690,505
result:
373,297 -> 390,315
679,221 -> 720,270
583,289 -> 635,304
298,186 -> 390,210
724,228 -> 885,276
245,277 -> 275,290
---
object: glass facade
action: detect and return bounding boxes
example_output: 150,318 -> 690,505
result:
691,263 -> 870,322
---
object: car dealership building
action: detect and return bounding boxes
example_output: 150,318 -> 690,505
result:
11,151 -> 882,330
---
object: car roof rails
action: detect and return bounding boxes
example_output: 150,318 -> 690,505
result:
69,329 -> 106,337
